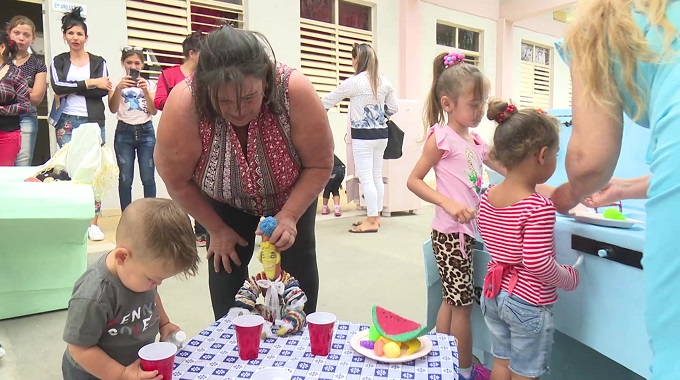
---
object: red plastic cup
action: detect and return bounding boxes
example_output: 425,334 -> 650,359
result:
307,312 -> 336,356
233,315 -> 264,360
138,342 -> 177,380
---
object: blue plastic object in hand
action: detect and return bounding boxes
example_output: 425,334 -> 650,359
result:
259,216 -> 278,236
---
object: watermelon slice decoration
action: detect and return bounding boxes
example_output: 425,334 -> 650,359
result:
372,305 -> 428,342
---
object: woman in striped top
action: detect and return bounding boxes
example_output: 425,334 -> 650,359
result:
477,99 -> 579,380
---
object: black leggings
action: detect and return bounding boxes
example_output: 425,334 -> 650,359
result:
206,199 -> 319,320
323,165 -> 345,199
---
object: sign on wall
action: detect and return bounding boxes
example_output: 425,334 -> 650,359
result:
52,1 -> 87,16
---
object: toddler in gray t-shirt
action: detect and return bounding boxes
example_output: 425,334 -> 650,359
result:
62,198 -> 200,380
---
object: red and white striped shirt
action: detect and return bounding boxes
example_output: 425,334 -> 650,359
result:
478,191 -> 578,305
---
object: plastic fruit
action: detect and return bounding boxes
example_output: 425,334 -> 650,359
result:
405,338 -> 421,355
372,305 -> 428,342
368,324 -> 381,342
383,342 -> 401,358
373,337 -> 385,356
603,209 -> 626,221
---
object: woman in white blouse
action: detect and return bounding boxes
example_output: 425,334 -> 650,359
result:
322,43 -> 398,233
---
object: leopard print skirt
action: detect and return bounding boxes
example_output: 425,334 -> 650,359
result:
431,229 -> 475,306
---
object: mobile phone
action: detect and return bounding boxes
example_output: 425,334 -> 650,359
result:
129,68 -> 140,81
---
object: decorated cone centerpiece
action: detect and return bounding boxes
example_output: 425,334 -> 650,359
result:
226,217 -> 307,338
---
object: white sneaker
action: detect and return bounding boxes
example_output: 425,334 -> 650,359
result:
0,340 -> 6,359
88,225 -> 105,241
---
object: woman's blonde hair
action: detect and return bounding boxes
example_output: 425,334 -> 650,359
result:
563,0 -> 675,120
352,43 -> 380,99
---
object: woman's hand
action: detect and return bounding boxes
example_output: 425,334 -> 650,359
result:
207,225 -> 248,273
257,213 -> 298,251
440,199 -> 476,224
582,179 -> 625,208
117,76 -> 135,91
551,182 -> 581,215
91,77 -> 112,91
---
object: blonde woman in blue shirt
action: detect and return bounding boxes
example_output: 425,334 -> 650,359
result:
551,1 -> 680,379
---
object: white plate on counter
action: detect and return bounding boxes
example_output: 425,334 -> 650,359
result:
349,330 -> 432,363
573,212 -> 644,229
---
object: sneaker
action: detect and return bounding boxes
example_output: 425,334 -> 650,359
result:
88,225 -> 105,241
0,340 -> 6,359
334,206 -> 342,217
195,233 -> 207,247
460,364 -> 491,380
321,205 -> 330,215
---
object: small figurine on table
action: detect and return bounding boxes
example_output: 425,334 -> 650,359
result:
227,217 -> 307,338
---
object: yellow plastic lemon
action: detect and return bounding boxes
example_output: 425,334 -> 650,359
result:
383,342 -> 401,358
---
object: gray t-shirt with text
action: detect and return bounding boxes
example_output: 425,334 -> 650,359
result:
62,253 -> 160,376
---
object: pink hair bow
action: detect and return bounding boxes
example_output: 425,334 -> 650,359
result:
443,52 -> 466,68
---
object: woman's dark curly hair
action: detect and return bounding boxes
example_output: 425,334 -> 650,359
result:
193,26 -> 280,121
61,6 -> 87,35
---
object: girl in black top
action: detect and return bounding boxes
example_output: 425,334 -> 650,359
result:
0,31 -> 31,166
7,15 -> 47,166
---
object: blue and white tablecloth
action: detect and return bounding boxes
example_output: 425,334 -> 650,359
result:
173,317 -> 459,380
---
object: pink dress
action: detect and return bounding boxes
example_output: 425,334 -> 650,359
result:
429,123 -> 489,237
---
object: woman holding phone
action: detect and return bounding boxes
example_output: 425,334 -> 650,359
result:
108,46 -> 157,212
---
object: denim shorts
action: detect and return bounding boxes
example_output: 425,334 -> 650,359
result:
481,290 -> 555,378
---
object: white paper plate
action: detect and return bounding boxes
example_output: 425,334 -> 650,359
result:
349,330 -> 432,364
573,212 -> 644,229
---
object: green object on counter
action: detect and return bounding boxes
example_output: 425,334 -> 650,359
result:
0,167 -> 94,320
603,208 -> 627,221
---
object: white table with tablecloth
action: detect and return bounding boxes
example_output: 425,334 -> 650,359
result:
173,317 -> 459,380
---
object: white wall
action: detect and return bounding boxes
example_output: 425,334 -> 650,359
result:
244,0 -> 301,69
512,27 -> 571,110
419,2 -> 498,142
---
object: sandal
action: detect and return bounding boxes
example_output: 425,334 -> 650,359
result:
348,225 -> 379,233
352,220 -> 381,227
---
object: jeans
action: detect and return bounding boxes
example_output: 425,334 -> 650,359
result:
15,111 -> 38,166
55,113 -> 105,148
54,113 -> 105,215
481,290 -> 555,378
352,138 -> 388,216
206,199 -> 319,320
0,130 -> 21,166
114,121 -> 157,212
323,164 -> 346,199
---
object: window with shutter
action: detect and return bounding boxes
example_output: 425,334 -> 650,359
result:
300,0 -> 373,113
519,42 -> 552,109
126,0 -> 244,79
435,23 -> 481,66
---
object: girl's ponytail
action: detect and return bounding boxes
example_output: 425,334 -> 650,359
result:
423,52 -> 448,134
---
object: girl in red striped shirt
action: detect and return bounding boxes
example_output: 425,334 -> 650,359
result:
477,99 -> 579,380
